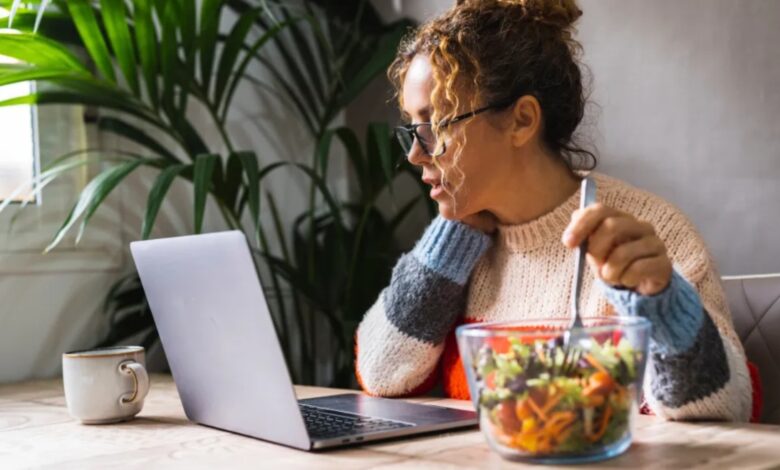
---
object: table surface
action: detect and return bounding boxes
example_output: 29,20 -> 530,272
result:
1,374 -> 779,469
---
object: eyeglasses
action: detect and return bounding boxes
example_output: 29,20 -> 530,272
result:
393,97 -> 517,158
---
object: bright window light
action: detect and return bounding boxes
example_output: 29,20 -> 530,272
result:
0,54 -> 38,203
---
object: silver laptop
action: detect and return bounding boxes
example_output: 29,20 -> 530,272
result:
130,231 -> 477,450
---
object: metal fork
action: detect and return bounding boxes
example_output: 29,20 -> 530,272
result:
556,176 -> 597,376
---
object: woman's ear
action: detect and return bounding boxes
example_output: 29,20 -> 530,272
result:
510,95 -> 543,148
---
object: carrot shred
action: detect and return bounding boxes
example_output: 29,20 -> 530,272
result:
527,396 -> 548,421
584,353 -> 609,375
540,390 -> 564,416
587,404 -> 613,442
545,411 -> 576,437
557,425 -> 574,443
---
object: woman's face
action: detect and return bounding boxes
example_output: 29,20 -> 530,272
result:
401,54 -> 514,220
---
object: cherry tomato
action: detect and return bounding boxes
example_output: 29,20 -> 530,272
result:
485,370 -> 498,390
587,371 -> 616,395
496,400 -> 522,433
515,399 -> 534,420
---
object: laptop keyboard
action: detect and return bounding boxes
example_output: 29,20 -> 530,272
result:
299,403 -> 413,440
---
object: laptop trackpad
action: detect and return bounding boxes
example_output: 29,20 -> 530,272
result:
298,394 -> 477,426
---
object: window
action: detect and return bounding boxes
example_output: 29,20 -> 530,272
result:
0,55 -> 38,203
0,30 -> 122,270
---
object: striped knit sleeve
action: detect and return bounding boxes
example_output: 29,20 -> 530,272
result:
601,270 -> 752,421
355,216 -> 492,397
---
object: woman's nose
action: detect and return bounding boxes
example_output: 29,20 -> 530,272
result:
406,139 -> 430,167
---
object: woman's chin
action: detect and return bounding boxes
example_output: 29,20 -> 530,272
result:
436,201 -> 460,221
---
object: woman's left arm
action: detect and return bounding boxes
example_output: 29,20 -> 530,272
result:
563,204 -> 752,422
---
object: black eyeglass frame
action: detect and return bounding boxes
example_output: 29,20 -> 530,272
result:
394,96 -> 518,158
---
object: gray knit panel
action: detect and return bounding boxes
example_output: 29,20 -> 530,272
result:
649,311 -> 729,408
383,253 -> 466,345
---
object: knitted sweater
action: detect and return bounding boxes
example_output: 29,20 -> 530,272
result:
356,172 -> 752,421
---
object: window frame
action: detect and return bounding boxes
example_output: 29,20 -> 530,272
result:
0,67 -> 41,205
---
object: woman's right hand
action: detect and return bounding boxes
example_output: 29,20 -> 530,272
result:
461,210 -> 499,235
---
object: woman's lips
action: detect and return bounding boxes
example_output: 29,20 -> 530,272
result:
430,182 -> 444,199
424,178 -> 444,198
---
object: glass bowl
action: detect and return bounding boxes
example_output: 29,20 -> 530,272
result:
456,316 -> 651,464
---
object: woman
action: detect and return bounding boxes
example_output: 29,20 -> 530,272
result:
355,0 -> 752,421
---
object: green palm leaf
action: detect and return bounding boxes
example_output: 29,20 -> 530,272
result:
6,152 -> 145,232
47,159 -> 151,251
0,31 -> 88,71
158,0 -> 179,115
334,127 -> 367,193
0,66 -> 83,86
368,122 -> 395,195
0,155 -> 94,215
176,0 -> 197,77
0,88 -> 160,130
199,0 -> 223,94
132,0 -> 159,109
33,0 -> 53,32
257,161 -> 345,246
299,2 -> 333,93
236,151 -> 260,236
213,7 -> 260,109
337,23 -> 408,109
220,152 -> 244,211
193,153 -> 219,234
4,10 -> 80,44
67,0 -> 116,82
97,116 -> 181,163
175,115 -> 210,156
280,8 -> 325,109
142,164 -> 188,239
255,18 -> 322,126
8,75 -> 161,125
76,160 -> 153,243
314,128 -> 335,177
265,190 -> 291,262
241,60 -> 316,133
100,0 -> 139,94
7,0 -> 23,27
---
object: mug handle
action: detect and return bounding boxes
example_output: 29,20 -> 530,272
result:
118,360 -> 150,405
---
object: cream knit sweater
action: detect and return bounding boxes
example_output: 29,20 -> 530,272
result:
356,172 -> 752,421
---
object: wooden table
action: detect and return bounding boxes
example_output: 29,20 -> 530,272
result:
1,374 -> 779,469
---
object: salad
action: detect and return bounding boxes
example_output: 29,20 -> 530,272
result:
474,334 -> 642,456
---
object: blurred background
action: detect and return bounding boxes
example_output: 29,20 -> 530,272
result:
0,0 -> 777,388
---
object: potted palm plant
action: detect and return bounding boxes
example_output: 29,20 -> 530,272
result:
0,0 -> 431,386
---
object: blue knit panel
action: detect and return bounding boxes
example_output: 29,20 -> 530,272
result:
411,216 -> 492,285
600,270 -> 705,355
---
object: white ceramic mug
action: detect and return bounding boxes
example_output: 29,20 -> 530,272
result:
62,345 -> 150,424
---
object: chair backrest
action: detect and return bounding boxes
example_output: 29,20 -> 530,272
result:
722,274 -> 780,424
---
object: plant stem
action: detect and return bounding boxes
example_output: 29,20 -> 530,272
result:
310,303 -> 317,384
216,199 -> 242,230
209,105 -> 235,155
289,293 -> 306,384
343,204 -> 371,314
189,84 -> 236,155
266,191 -> 309,381
255,226 -> 298,380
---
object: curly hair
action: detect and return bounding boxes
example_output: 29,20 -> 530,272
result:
389,0 -> 596,182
